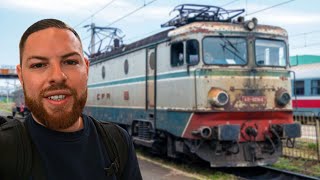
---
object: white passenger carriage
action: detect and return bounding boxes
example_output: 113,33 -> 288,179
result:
291,63 -> 320,118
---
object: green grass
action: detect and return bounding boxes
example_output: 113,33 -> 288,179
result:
282,139 -> 319,160
272,158 -> 301,172
308,143 -> 318,151
272,157 -> 320,177
0,102 -> 13,113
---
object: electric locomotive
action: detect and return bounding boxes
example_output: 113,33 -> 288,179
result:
85,4 -> 301,167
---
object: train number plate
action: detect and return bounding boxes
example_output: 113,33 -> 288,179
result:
241,96 -> 266,103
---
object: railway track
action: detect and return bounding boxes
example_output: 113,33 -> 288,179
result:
138,146 -> 320,179
219,165 -> 320,180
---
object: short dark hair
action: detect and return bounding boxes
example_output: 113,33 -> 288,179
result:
19,18 -> 83,65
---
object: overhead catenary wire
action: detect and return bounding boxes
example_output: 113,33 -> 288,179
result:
291,42 -> 320,50
125,0 -> 296,44
125,28 -> 163,43
124,1 -> 318,56
290,30 -> 320,38
107,0 -> 158,27
90,0 -> 158,48
289,30 -> 320,50
220,0 -> 240,7
246,0 -> 295,16
243,0 -> 320,44
84,0 -> 298,54
82,34 -> 92,41
242,0 -> 315,53
126,0 -> 241,43
73,0 -> 118,29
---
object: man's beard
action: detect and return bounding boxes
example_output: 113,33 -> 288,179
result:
24,83 -> 87,131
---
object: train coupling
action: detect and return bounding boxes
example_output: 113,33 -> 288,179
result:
270,123 -> 301,139
192,125 -> 240,141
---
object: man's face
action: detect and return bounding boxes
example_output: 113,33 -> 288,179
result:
17,27 -> 89,130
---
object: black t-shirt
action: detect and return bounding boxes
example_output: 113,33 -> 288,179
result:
26,114 -> 142,180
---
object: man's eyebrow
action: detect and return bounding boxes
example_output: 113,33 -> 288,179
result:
25,52 -> 81,62
61,52 -> 81,59
27,56 -> 48,62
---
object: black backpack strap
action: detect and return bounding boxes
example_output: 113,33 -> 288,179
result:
22,118 -> 46,180
90,116 -> 128,180
0,116 -> 33,180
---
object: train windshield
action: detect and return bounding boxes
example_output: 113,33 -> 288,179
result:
255,39 -> 287,67
203,37 -> 247,65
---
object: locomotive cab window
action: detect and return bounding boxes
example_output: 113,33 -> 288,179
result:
203,37 -> 247,65
255,39 -> 287,67
171,42 -> 184,67
186,40 -> 199,65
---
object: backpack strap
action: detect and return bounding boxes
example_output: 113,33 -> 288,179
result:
90,116 -> 129,179
23,119 -> 46,180
0,116 -> 33,180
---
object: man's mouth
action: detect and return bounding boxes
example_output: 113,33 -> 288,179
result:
48,95 -> 66,101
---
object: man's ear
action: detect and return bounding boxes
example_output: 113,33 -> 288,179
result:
84,57 -> 90,75
16,64 -> 23,87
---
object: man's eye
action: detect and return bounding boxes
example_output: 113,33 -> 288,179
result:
64,60 -> 78,65
31,63 -> 45,68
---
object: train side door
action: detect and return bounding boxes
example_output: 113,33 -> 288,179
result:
146,47 -> 156,111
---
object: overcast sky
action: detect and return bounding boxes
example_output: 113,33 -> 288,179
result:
1,0 -> 320,89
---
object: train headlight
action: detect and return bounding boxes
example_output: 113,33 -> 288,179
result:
244,18 -> 258,31
208,88 -> 229,107
247,21 -> 255,30
275,90 -> 291,107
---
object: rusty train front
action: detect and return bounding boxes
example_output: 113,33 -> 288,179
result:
85,4 -> 301,167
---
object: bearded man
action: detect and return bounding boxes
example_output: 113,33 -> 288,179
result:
0,18 -> 142,180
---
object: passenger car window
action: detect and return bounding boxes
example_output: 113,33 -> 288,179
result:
311,80 -> 320,95
294,80 -> 304,95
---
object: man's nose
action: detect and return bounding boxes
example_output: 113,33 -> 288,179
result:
49,63 -> 67,84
